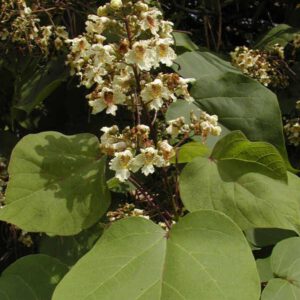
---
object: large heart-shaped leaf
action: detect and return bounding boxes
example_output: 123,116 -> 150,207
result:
256,257 -> 273,283
172,38 -> 288,163
0,131 -> 110,235
261,237 -> 300,299
173,32 -> 199,54
254,24 -> 300,49
171,142 -> 209,164
0,254 -> 68,300
53,211 -> 260,300
179,134 -> 300,233
211,131 -> 287,181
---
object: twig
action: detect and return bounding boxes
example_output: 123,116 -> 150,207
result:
129,176 -> 172,229
216,0 -> 222,51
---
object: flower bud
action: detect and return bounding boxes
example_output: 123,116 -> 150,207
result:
110,0 -> 123,10
97,5 -> 108,16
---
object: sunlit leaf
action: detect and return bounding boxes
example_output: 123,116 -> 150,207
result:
53,212 -> 260,300
0,132 -> 110,235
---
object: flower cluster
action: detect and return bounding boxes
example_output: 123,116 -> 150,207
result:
18,230 -> 34,248
167,111 -> 222,139
67,0 -> 222,183
284,118 -> 300,146
284,101 -> 300,147
66,0 -> 195,116
100,125 -> 175,181
0,0 -> 68,54
231,45 -> 289,88
106,202 -> 149,222
101,110 -> 221,181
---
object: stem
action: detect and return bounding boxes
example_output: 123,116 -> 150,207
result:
124,16 -> 142,125
174,134 -> 190,148
162,167 -> 179,220
216,0 -> 222,51
129,176 -> 172,229
174,148 -> 181,217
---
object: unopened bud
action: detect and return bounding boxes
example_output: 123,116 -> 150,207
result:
110,0 -> 123,10
97,5 -> 107,16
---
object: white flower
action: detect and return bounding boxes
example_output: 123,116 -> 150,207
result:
73,43 -> 115,87
175,77 -> 196,102
131,147 -> 165,176
24,7 -> 32,15
100,126 -> 128,155
100,125 -> 119,144
141,79 -> 171,111
55,26 -> 69,39
97,5 -> 109,16
125,40 -> 156,71
110,0 -> 123,10
68,36 -> 91,53
93,43 -> 115,63
155,38 -> 177,67
85,15 -> 110,34
198,112 -> 222,138
158,140 -> 175,164
110,150 -> 134,182
40,26 -> 52,49
136,124 -> 150,139
160,21 -> 174,38
112,64 -> 133,93
80,65 -> 105,88
166,117 -> 186,137
139,8 -> 162,36
88,86 -> 126,115
135,2 -> 149,12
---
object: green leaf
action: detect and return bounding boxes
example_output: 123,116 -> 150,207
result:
262,279 -> 300,300
39,223 -> 104,266
13,56 -> 68,115
106,177 -> 136,194
171,142 -> 209,164
256,258 -> 273,283
254,24 -> 300,49
179,156 -> 300,233
0,254 -> 68,300
245,228 -> 297,247
173,44 -> 289,164
0,131 -> 111,236
53,211 -> 260,300
262,237 -> 300,299
211,131 -> 287,181
173,32 -> 199,54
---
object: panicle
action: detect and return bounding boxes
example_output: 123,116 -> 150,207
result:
66,0 -> 195,116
